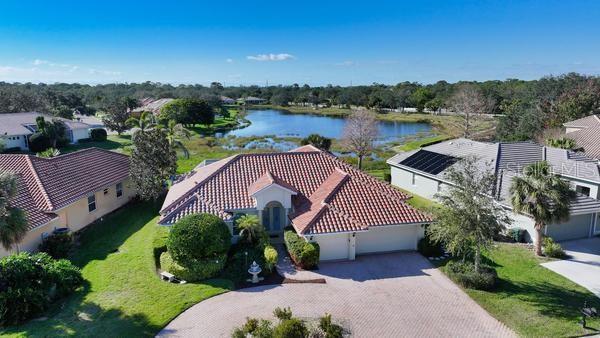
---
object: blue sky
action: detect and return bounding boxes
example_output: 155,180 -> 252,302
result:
1,0 -> 599,85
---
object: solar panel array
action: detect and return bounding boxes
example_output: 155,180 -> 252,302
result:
399,150 -> 458,175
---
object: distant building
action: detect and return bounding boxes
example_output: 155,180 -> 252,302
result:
133,98 -> 174,115
239,96 -> 267,105
0,112 -> 92,151
220,96 -> 236,104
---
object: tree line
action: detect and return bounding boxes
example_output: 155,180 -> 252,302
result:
1,72 -> 600,141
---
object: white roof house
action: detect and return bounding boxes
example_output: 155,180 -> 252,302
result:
388,138 -> 600,243
0,112 -> 92,151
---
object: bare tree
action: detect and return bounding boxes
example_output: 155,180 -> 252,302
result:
449,84 -> 494,138
342,109 -> 379,170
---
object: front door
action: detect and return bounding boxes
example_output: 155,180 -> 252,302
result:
263,202 -> 285,240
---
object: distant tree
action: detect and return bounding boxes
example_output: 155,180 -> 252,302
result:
546,137 -> 577,150
35,116 -> 68,148
409,87 -> 434,113
129,128 -> 177,200
160,98 -> 215,126
425,98 -> 443,114
449,84 -> 493,138
510,161 -> 574,256
428,157 -> 511,271
301,134 -> 332,151
210,82 -> 224,93
341,109 -> 379,170
126,111 -> 155,132
101,98 -> 134,135
0,172 -> 28,252
496,99 -> 543,141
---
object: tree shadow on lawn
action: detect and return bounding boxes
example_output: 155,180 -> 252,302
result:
70,200 -> 161,267
495,277 -> 600,328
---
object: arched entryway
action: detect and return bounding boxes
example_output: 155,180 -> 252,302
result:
262,201 -> 285,235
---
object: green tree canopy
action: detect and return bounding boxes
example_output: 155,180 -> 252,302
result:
300,134 -> 332,150
0,172 -> 28,252
159,98 -> 215,126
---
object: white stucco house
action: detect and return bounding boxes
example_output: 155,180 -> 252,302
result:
159,145 -> 432,261
387,138 -> 600,244
0,148 -> 137,256
0,112 -> 93,151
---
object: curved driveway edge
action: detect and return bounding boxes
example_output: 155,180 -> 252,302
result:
158,252 -> 515,337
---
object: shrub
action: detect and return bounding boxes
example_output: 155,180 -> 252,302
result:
417,235 -> 443,257
153,226 -> 170,265
0,252 -> 82,326
273,318 -> 307,338
39,232 -> 73,259
445,260 -> 497,290
284,231 -> 319,269
28,132 -> 52,152
273,307 -> 293,321
237,214 -> 268,247
543,237 -> 566,258
90,128 -> 108,141
160,251 -> 227,282
319,313 -> 344,338
300,134 -> 332,151
264,245 -> 278,272
232,318 -> 273,338
508,228 -> 526,243
167,213 -> 231,268
383,171 -> 391,183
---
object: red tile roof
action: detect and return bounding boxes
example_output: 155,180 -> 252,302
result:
0,148 -> 131,230
248,171 -> 299,196
160,147 -> 432,234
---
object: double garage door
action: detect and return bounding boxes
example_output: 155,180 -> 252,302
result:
316,224 -> 420,261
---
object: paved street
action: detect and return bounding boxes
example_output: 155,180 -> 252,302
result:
542,237 -> 600,298
158,252 -> 514,337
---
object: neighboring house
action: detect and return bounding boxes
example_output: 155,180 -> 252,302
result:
388,138 -> 600,244
160,145 -> 431,261
133,98 -> 174,115
0,112 -> 92,151
238,96 -> 267,105
220,96 -> 236,104
0,148 -> 136,256
563,114 -> 600,161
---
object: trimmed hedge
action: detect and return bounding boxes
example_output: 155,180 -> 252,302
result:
284,230 -> 319,269
90,128 -> 108,141
167,213 -> 231,268
445,260 -> 497,290
160,251 -> 227,282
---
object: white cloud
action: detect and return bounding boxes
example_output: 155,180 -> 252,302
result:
88,68 -> 121,76
334,60 -> 356,67
247,53 -> 294,61
226,58 -> 233,63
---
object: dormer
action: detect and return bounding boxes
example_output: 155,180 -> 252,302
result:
248,171 -> 298,210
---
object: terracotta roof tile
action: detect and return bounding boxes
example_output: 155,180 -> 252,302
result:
160,146 -> 431,234
248,171 -> 299,196
0,148 -> 131,230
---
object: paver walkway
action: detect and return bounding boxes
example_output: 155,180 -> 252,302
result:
542,237 -> 600,298
159,252 -> 514,337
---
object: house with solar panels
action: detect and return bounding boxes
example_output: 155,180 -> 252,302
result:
387,138 -> 600,243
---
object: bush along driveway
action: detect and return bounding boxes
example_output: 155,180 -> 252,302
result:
1,201 -> 233,337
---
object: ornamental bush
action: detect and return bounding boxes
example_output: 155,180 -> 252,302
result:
39,232 -> 73,259
284,231 -> 319,269
444,260 -> 497,290
90,128 -> 108,141
160,251 -> 227,282
543,237 -> 566,258
273,318 -> 308,338
167,213 -> 231,268
28,132 -> 52,153
264,245 -> 278,272
0,252 -> 83,326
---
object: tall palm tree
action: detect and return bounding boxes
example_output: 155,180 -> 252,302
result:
126,111 -> 155,132
510,161 -> 574,256
0,172 -> 28,253
161,119 -> 191,159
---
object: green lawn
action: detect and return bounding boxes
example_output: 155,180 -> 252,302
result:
61,134 -> 133,154
394,135 -> 450,152
447,244 -> 600,337
1,202 -> 232,337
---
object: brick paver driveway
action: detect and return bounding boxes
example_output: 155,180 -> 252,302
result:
158,252 -> 514,337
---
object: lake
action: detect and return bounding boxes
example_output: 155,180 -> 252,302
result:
224,109 -> 432,143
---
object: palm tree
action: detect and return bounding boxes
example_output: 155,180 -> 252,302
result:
126,111 -> 155,132
0,172 -> 28,252
236,215 -> 264,245
510,161 -> 574,256
161,119 -> 191,159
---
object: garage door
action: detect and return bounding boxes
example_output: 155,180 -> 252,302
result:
356,225 -> 418,255
314,233 -> 349,261
547,214 -> 592,242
